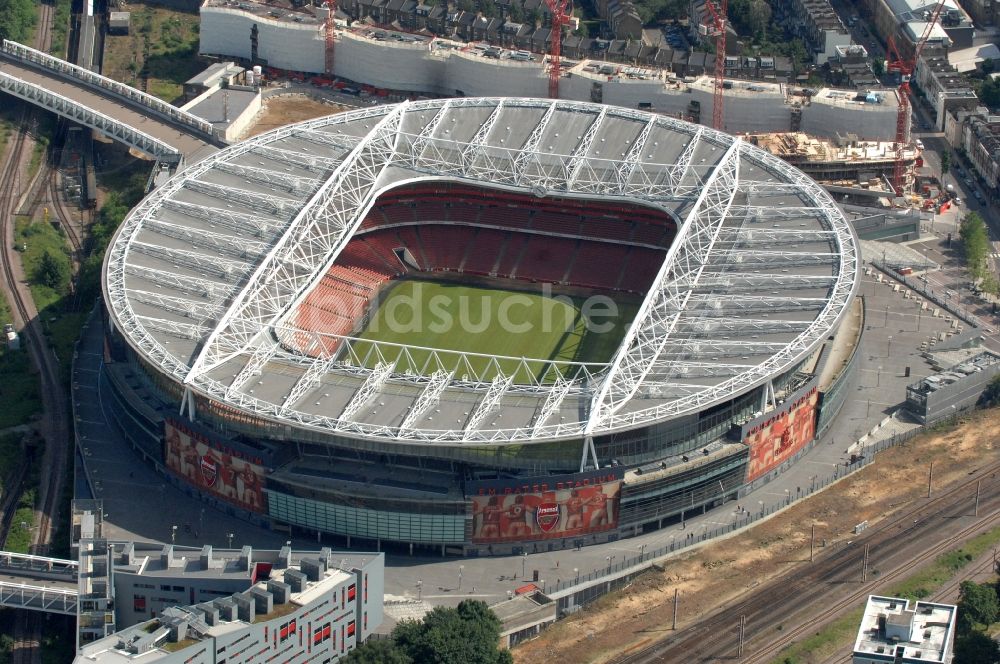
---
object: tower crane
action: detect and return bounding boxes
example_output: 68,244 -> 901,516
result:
543,0 -> 572,99
325,0 -> 336,76
886,0 -> 947,194
703,0 -> 728,130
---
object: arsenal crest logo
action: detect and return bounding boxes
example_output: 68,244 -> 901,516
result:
536,503 -> 560,532
200,455 -> 218,487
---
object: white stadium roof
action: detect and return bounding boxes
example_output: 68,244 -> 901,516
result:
104,97 -> 859,446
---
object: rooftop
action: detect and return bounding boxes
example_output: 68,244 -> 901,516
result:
853,596 -> 956,663
907,350 -> 1000,396
104,98 -> 858,445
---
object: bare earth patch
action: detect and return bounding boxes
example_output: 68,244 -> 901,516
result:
513,409 -> 1000,664
244,95 -> 349,138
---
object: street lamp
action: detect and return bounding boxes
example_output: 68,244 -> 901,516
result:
876,366 -> 883,388
758,500 -> 764,517
459,565 -> 464,589
784,489 -> 790,506
573,567 -> 579,583
606,555 -> 616,573
171,525 -> 177,545
227,533 -> 235,549
887,335 -> 893,358
521,552 -> 527,579
416,579 -> 423,601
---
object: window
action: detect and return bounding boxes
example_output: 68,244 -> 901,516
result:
313,624 -> 332,645
133,596 -> 146,613
347,584 -> 356,602
347,621 -> 356,637
279,619 -> 297,642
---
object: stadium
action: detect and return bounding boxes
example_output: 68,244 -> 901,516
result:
102,97 -> 861,555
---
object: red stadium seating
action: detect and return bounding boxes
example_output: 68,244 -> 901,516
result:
290,182 -> 673,353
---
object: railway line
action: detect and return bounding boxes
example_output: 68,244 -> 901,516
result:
612,459 -> 1000,663
1,2 -> 73,663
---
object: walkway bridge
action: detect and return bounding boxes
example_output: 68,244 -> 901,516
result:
0,41 -> 220,162
0,551 -> 78,616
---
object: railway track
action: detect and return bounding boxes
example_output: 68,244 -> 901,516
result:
815,545 -> 1000,664
612,459 -> 1000,663
2,3 -> 72,663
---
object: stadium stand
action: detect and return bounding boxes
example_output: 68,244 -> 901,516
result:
287,182 -> 673,353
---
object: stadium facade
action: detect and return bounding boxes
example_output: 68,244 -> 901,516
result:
199,0 -> 902,141
102,98 -> 862,555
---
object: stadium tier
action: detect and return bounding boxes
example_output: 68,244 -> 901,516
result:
102,98 -> 860,554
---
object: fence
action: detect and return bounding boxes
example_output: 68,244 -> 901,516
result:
546,424 -> 928,610
0,40 -> 217,141
869,259 -> 982,330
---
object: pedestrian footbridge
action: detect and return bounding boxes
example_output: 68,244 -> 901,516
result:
0,551 -> 78,616
0,40 -> 219,162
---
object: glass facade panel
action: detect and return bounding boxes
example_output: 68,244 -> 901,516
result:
266,491 -> 468,544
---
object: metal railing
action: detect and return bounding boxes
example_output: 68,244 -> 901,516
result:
0,581 -> 78,615
0,40 -> 216,140
0,550 -> 77,575
0,71 -> 181,158
546,425 -> 926,603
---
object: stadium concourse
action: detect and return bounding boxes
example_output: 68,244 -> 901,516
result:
100,97 -> 861,557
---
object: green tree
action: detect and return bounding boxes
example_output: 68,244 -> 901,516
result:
342,638 -> 412,664
871,57 -> 884,77
392,600 -> 511,664
508,1 -> 523,22
36,249 -> 68,291
960,211 -> 990,282
981,375 -> 1000,408
0,0 -> 37,42
954,630 -> 1000,663
941,150 -> 951,175
958,581 -> 1000,633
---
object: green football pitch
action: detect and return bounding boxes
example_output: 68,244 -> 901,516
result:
352,280 -> 637,381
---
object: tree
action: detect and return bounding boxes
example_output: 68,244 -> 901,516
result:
0,0 -> 37,42
727,0 -> 771,38
941,150 -> 951,175
954,630 -> 1000,664
958,581 -> 1000,633
960,212 -> 990,282
871,57 -> 884,77
389,600 -> 511,664
342,639 -> 412,664
981,375 -> 1000,408
507,1 -> 523,22
36,250 -> 68,291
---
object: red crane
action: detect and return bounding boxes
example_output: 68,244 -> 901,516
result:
703,0 -> 727,130
325,0 -> 336,76
543,0 -> 571,99
886,0 -> 946,194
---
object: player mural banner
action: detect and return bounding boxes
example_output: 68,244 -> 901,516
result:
743,386 -> 819,482
468,470 -> 622,543
164,419 -> 266,513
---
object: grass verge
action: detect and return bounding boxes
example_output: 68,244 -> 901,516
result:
101,2 -> 204,102
4,487 -> 37,553
48,0 -> 72,57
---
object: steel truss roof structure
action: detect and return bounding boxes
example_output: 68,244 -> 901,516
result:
104,98 -> 859,447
